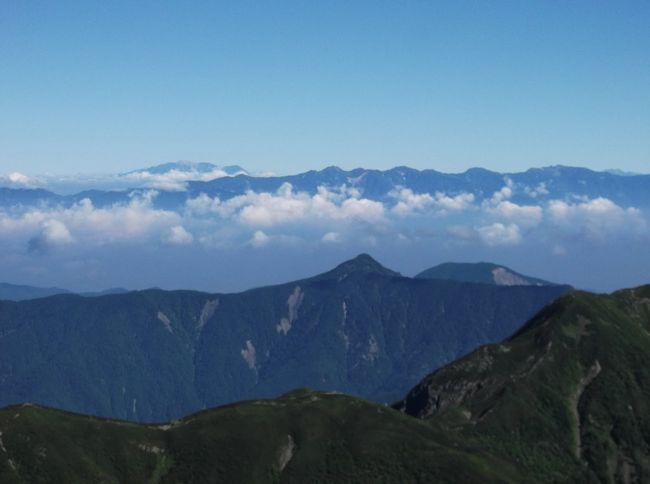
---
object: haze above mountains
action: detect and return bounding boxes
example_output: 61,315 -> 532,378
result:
1,162 -> 649,294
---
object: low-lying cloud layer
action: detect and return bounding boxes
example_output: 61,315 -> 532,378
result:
0,179 -> 646,256
0,164 -> 247,193
0,175 -> 649,294
122,167 -> 245,191
0,192 -> 180,252
0,172 -> 42,188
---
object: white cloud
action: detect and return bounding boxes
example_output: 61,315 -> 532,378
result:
28,220 -> 74,252
433,192 -> 475,212
43,220 -> 73,244
0,172 -> 41,188
553,244 -> 568,256
186,183 -> 386,228
122,168 -> 236,191
390,188 -> 474,216
322,231 -> 342,243
184,193 -> 223,215
547,197 -> 646,241
391,188 -> 434,215
18,164 -> 248,193
247,230 -> 302,248
446,224 -> 477,241
481,178 -> 543,227
488,200 -> 543,227
477,223 -> 522,246
0,192 -> 181,248
524,182 -> 549,198
490,178 -> 514,203
66,195 -> 180,243
164,225 -> 194,245
250,230 -> 270,248
2,174 -> 646,255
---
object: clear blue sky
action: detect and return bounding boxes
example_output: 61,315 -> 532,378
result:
1,0 -> 648,175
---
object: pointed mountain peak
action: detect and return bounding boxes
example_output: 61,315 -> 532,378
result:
320,254 -> 400,280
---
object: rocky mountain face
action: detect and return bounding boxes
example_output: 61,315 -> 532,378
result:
0,254 -> 569,422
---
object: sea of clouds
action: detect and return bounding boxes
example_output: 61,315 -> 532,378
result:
0,171 -> 647,292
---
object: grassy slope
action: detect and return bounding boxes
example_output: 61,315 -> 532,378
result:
2,284 -> 648,482
396,285 -> 650,483
0,391 -> 520,484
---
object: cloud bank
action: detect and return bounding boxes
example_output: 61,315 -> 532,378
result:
0,179 -> 646,258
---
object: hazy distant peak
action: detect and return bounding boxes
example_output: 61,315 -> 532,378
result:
125,161 -> 248,176
604,168 -> 642,177
415,262 -> 556,286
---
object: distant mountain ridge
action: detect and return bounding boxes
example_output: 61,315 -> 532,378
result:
2,165 -> 650,210
123,161 -> 248,176
0,283 -> 70,301
416,262 -> 555,286
0,254 -> 570,422
0,283 -> 128,302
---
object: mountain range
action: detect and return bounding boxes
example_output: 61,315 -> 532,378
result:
0,255 -> 570,422
0,283 -> 128,302
2,164 -> 650,210
122,161 -> 248,177
0,282 -> 647,482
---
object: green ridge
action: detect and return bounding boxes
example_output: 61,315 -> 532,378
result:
2,285 -> 649,481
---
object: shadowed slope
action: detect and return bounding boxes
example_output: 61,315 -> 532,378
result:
0,255 -> 569,422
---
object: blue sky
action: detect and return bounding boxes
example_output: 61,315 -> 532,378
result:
1,0 -> 648,175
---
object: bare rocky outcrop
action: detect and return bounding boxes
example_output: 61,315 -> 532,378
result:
157,312 -> 173,333
395,347 -> 499,418
277,434 -> 296,471
492,267 -> 531,286
572,360 -> 602,459
138,443 -> 164,455
366,335 -> 380,363
241,340 -> 257,370
276,287 -> 304,335
337,301 -> 350,350
197,299 -> 219,333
